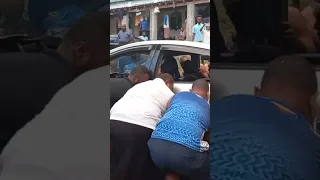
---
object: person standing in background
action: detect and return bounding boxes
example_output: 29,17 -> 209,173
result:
140,16 -> 149,39
138,31 -> 149,41
202,23 -> 210,44
192,15 -> 204,42
177,27 -> 186,40
158,24 -> 164,40
118,24 -> 133,45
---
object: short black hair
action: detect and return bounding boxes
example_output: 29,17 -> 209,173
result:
192,79 -> 209,91
196,15 -> 202,18
261,55 -> 317,94
62,11 -> 109,46
130,65 -> 150,78
157,73 -> 174,84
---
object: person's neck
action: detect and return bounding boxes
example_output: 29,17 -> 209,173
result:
192,90 -> 207,99
260,92 -> 312,124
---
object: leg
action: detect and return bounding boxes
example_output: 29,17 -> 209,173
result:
181,150 -> 210,180
110,121 -> 153,180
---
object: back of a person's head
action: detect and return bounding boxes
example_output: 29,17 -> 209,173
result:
57,11 -> 109,75
160,58 -> 180,78
191,79 -> 209,100
129,65 -> 150,85
130,65 -> 150,77
259,55 -> 318,125
61,11 -> 109,46
260,55 -> 317,97
157,73 -> 174,84
192,79 -> 209,91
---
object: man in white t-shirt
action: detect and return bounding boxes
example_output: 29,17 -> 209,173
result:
202,23 -> 210,44
110,73 -> 174,180
0,66 -> 110,180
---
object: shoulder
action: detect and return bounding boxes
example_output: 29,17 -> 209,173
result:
1,66 -> 110,172
111,78 -> 132,89
0,52 -> 71,82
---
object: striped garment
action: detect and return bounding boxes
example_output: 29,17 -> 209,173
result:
211,95 -> 320,180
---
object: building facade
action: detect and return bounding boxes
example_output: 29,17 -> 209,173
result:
110,0 -> 210,41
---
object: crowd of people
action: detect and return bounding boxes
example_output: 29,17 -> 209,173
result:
110,64 -> 210,180
117,15 -> 210,43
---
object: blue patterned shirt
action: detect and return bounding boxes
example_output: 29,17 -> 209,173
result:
211,95 -> 320,180
151,91 -> 210,152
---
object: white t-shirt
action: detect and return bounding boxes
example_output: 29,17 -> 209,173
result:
0,66 -> 110,180
110,78 -> 174,130
203,29 -> 210,44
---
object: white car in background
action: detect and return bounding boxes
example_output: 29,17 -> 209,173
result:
110,40 -> 210,94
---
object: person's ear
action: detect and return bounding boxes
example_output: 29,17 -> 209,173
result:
131,76 -> 139,84
310,92 -> 319,112
309,92 -> 319,123
74,42 -> 90,68
254,86 -> 260,96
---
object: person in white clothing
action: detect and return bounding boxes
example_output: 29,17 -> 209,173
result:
0,65 -> 110,180
110,73 -> 174,180
202,23 -> 210,44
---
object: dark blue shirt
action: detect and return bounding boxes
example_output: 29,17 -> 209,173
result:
152,92 -> 210,152
210,95 -> 320,180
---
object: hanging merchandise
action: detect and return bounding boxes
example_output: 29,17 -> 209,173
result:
135,16 -> 141,26
163,14 -> 169,28
163,14 -> 170,39
154,6 -> 160,13
121,15 -> 129,25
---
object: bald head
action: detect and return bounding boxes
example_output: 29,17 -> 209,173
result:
192,79 -> 209,100
157,73 -> 174,91
128,65 -> 150,85
260,55 -> 317,95
258,55 -> 317,122
121,24 -> 127,31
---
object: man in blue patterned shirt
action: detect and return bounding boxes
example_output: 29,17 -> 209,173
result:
211,56 -> 320,180
148,79 -> 210,180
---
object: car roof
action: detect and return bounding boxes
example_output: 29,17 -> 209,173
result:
110,40 -> 210,53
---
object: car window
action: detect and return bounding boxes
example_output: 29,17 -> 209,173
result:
157,50 -> 210,82
110,50 -> 152,74
213,0 -> 320,65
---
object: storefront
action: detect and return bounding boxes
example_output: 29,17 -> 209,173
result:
110,0 -> 210,40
